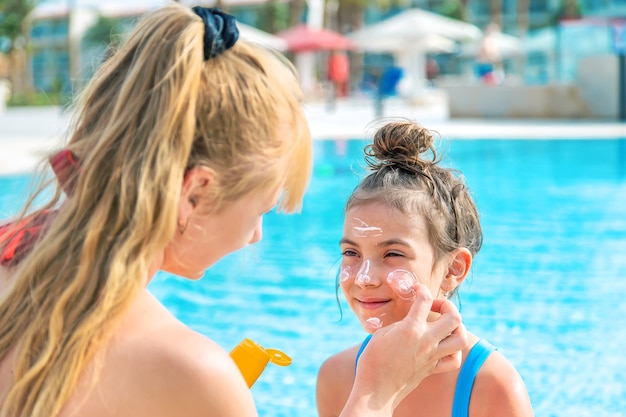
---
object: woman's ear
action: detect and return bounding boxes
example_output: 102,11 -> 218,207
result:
442,247 -> 472,292
179,166 -> 215,223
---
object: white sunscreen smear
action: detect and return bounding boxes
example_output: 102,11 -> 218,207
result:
386,269 -> 419,301
355,259 -> 372,286
364,316 -> 383,331
352,218 -> 383,237
339,265 -> 352,282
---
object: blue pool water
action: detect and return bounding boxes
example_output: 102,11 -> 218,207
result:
1,138 -> 625,416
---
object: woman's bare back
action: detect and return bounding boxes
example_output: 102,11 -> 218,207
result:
0,274 -> 256,417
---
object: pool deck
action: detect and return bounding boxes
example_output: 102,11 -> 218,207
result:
1,100 -> 625,175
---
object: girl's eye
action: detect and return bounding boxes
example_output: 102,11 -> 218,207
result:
342,249 -> 358,257
385,252 -> 403,258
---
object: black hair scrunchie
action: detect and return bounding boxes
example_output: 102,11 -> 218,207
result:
192,6 -> 239,60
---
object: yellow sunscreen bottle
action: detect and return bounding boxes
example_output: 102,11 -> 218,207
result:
229,338 -> 292,388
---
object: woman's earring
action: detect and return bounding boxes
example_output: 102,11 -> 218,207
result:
178,218 -> 189,235
442,289 -> 451,298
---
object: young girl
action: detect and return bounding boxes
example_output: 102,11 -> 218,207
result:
0,5 -> 467,417
317,121 -> 534,417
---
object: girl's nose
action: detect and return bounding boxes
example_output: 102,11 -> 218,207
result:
354,260 -> 381,288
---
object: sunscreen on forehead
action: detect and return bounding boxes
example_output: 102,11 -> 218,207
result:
352,218 -> 383,237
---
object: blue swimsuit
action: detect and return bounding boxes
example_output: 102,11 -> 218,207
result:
355,335 -> 496,417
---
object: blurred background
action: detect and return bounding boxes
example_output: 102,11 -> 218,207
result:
1,0 -> 626,120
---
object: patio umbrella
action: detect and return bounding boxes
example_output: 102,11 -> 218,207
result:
353,33 -> 456,54
348,8 -> 482,97
276,24 -> 356,95
276,24 -> 356,53
348,8 -> 482,45
238,23 -> 288,51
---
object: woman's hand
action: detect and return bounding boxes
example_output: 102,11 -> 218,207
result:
339,283 -> 468,417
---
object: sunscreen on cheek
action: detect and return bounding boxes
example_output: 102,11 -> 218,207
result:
339,265 -> 351,282
386,269 -> 419,300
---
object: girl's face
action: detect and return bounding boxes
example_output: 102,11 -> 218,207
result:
340,201 -> 446,333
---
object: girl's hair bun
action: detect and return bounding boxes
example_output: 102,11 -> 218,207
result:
364,120 -> 438,172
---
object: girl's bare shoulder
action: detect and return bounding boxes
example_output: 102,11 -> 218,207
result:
318,342 -> 362,379
316,342 -> 363,417
470,349 -> 534,417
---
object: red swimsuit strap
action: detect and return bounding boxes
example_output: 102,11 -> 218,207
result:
49,149 -> 80,197
0,210 -> 57,267
0,150 -> 79,267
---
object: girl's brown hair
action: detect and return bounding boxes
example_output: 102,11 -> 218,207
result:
347,120 -> 482,292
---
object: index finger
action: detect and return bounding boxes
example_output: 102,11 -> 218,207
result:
403,283 -> 434,324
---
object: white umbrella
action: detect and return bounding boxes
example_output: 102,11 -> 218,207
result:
238,23 -> 288,52
354,33 -> 456,54
347,9 -> 482,97
348,8 -> 482,45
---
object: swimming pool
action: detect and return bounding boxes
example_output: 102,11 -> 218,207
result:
1,138 -> 625,416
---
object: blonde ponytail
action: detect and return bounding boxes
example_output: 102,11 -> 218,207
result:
0,6 -> 207,416
0,3 -> 311,416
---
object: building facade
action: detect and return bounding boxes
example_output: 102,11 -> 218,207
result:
22,0 -> 626,93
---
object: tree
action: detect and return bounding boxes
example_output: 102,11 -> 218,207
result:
84,15 -> 127,62
0,0 -> 35,95
334,0 -> 407,34
553,0 -> 583,23
489,0 -> 502,28
436,0 -> 467,22
258,0 -> 290,34
0,0 -> 33,53
288,0 -> 306,27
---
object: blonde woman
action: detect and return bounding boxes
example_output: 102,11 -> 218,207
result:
0,5 -> 467,417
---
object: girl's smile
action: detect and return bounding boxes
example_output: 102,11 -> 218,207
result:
340,201 -> 440,331
356,297 -> 392,310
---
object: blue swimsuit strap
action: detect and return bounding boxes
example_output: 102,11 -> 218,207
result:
354,333 -> 373,374
354,335 -> 495,417
452,339 -> 496,417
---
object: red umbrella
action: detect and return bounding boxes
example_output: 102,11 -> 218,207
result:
276,24 -> 356,53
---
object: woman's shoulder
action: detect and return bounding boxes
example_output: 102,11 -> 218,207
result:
122,295 -> 257,416
67,292 -> 256,417
124,325 -> 254,415
470,344 -> 534,417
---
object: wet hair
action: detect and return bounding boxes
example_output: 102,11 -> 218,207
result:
346,120 -> 482,284
0,4 -> 311,417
